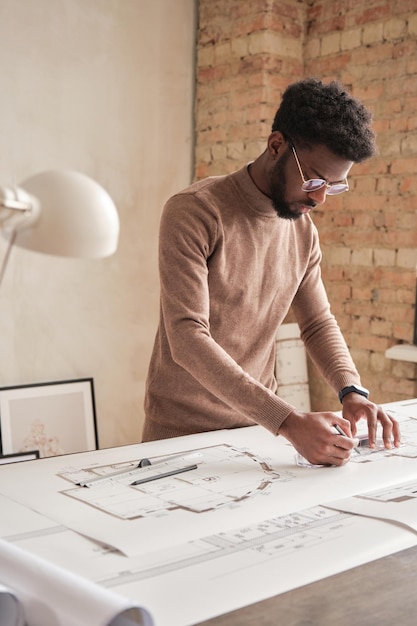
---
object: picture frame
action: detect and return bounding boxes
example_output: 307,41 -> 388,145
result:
0,378 -> 98,458
0,450 -> 40,465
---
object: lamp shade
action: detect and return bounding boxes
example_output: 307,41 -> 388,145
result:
2,170 -> 119,258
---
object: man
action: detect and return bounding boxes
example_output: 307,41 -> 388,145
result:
143,77 -> 400,465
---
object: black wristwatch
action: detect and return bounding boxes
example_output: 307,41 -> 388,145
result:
338,384 -> 369,404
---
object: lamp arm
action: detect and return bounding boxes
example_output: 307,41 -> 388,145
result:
0,187 -> 39,288
0,186 -> 37,233
1,198 -> 32,212
0,228 -> 17,287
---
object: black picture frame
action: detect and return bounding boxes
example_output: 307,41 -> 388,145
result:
0,378 -> 98,458
0,450 -> 40,464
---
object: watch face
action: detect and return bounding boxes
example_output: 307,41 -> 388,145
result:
352,385 -> 368,394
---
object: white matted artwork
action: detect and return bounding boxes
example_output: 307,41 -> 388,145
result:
0,379 -> 98,458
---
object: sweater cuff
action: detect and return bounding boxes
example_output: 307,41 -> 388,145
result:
256,393 -> 296,436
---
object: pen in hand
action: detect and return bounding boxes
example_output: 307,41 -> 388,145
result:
333,423 -> 360,454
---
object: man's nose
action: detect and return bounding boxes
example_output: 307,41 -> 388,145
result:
307,186 -> 327,205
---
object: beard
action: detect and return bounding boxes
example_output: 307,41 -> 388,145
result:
269,149 -> 313,220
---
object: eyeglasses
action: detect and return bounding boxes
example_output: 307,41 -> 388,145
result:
291,144 -> 349,195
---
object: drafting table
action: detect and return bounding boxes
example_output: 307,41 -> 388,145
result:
195,542 -> 417,626
1,397 -> 417,626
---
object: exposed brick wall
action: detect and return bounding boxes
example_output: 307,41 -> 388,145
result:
196,0 -> 306,177
304,0 -> 417,408
195,0 -> 417,410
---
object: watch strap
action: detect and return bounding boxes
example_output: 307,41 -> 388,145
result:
338,384 -> 369,404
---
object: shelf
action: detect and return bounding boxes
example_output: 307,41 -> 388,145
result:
385,344 -> 417,363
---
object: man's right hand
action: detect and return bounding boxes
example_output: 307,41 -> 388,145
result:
278,410 -> 359,466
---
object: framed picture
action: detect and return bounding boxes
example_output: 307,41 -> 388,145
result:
0,450 -> 40,465
0,378 -> 98,458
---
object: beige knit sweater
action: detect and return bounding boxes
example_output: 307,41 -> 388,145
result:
142,164 -> 360,441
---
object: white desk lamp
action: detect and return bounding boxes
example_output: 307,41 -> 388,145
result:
0,170 -> 119,283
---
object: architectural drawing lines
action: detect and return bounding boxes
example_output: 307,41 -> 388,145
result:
99,508 -> 350,588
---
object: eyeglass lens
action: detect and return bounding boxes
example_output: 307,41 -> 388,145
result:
291,143 -> 349,195
301,180 -> 348,195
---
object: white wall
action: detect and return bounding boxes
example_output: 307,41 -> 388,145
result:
0,0 -> 196,448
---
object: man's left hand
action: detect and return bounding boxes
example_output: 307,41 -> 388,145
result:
341,394 -> 401,449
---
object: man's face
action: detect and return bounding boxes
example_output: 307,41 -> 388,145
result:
268,142 -> 353,220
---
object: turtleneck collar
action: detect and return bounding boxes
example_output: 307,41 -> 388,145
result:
230,162 -> 278,218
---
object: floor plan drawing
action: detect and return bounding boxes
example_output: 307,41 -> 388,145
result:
60,445 -> 296,519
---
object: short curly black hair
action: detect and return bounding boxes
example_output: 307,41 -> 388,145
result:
272,77 -> 376,163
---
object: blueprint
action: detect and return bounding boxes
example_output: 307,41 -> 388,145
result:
2,400 -> 417,557
59,405 -> 417,523
351,408 -> 417,462
2,399 -> 417,625
5,499 -> 417,626
326,477 -> 417,534
60,445 -> 295,519
0,495 -> 153,626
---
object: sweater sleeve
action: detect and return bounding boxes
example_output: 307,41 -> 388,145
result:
292,225 -> 362,395
158,194 -> 296,434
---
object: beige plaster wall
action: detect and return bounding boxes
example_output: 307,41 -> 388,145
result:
0,0 -> 196,448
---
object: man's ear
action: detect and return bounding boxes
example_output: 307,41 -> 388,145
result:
267,131 -> 287,157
